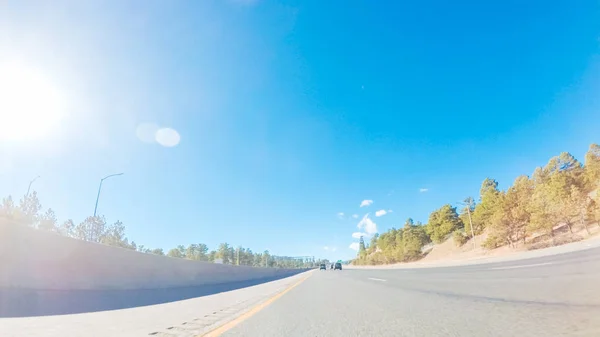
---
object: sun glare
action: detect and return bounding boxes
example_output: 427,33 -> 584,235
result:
0,62 -> 66,141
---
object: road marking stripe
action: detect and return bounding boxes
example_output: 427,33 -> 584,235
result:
368,278 -> 387,282
198,272 -> 313,337
488,262 -> 552,270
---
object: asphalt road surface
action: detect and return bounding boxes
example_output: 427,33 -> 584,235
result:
223,246 -> 600,337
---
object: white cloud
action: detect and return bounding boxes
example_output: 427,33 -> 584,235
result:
323,246 -> 329,250
419,188 -> 429,193
337,212 -> 345,219
357,213 -> 378,235
352,214 -> 359,219
324,246 -> 337,252
349,242 -> 360,251
375,209 -> 387,217
360,200 -> 373,207
352,232 -> 368,239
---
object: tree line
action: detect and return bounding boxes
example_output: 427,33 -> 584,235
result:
354,143 -> 600,265
0,193 -> 321,269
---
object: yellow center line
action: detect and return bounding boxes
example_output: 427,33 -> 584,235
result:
198,271 -> 314,337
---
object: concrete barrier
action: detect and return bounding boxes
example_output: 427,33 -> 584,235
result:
0,223 -> 308,317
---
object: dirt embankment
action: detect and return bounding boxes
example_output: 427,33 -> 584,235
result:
350,223 -> 600,269
420,233 -> 506,263
422,224 -> 600,264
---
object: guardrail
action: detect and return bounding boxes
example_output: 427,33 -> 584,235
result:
0,223 -> 309,317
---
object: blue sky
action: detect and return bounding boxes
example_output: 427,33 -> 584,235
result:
1,0 -> 599,261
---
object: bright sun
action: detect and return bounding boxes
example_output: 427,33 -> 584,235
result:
0,61 -> 66,141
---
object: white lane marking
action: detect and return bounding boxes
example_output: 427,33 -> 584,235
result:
368,278 -> 387,282
488,262 -> 552,270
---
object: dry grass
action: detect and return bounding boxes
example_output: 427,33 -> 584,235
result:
416,222 -> 600,264
525,224 -> 600,250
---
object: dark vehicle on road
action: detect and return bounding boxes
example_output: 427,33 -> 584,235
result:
319,264 -> 326,270
334,262 -> 342,270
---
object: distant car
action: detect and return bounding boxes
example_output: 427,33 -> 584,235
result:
334,262 -> 342,270
319,264 -> 326,270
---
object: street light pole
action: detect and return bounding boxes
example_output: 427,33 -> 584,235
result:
93,173 -> 124,217
26,175 -> 41,198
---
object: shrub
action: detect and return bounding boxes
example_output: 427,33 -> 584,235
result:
452,230 -> 469,247
481,234 -> 504,250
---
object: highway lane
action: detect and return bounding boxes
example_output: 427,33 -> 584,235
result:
222,246 -> 600,337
